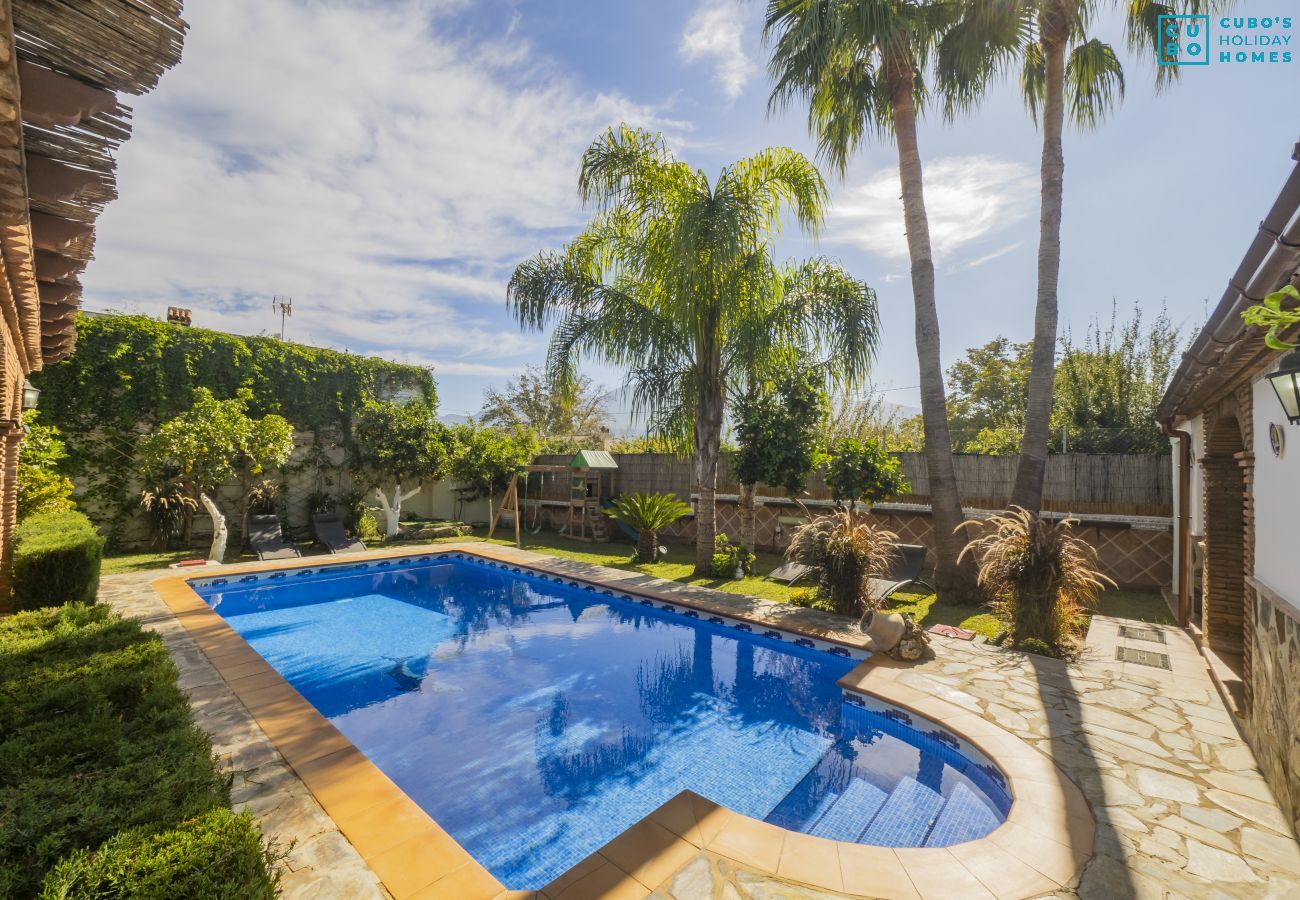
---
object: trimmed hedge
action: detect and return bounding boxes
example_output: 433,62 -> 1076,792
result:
12,510 -> 105,610
39,809 -> 278,899
0,604 -> 275,897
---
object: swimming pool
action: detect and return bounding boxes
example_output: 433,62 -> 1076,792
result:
192,552 -> 1011,890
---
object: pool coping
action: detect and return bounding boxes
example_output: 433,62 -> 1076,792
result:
153,542 -> 1094,900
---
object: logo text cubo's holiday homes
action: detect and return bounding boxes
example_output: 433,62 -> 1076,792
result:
1159,15 -> 1293,67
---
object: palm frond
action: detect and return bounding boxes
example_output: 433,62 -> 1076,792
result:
1019,39 -> 1047,126
1066,38 -> 1125,129
936,0 -> 1034,121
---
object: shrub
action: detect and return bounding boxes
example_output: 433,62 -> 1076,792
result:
356,509 -> 383,544
789,587 -> 834,613
17,411 -> 75,521
12,511 -> 106,610
785,510 -> 899,617
710,533 -> 755,579
1015,637 -> 1058,659
139,482 -> 197,549
960,506 -> 1112,655
825,438 -> 908,507
606,492 -> 692,563
39,809 -> 279,900
0,605 -> 235,896
18,466 -> 76,521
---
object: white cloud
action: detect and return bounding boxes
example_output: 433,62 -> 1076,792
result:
83,0 -> 681,374
825,156 -> 1035,262
678,1 -> 757,102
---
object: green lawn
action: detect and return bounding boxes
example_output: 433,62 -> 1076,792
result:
101,528 -> 1174,640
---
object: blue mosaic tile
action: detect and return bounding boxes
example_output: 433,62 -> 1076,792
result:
928,729 -> 960,750
884,708 -> 913,726
859,777 -> 945,847
660,604 -> 675,612
708,617 -> 725,625
924,783 -> 1002,847
683,610 -> 699,619
639,599 -> 654,607
828,646 -> 851,657
794,638 -> 816,649
732,623 -> 752,632
763,631 -> 783,640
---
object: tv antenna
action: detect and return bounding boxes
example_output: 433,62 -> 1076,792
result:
272,296 -> 292,340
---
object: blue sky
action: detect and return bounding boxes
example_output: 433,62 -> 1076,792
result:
83,0 -> 1298,427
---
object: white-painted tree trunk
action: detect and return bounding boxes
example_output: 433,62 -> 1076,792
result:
199,492 -> 227,563
373,482 -> 422,538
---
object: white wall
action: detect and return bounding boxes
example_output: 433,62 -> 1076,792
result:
1253,365 -> 1300,601
1170,413 -> 1204,596
406,479 -> 494,526
1187,413 -> 1205,536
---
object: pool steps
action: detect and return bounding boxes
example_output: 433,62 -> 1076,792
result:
795,777 -> 1000,848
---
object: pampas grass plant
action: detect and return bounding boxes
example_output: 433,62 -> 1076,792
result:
960,506 -> 1112,656
786,509 -> 899,617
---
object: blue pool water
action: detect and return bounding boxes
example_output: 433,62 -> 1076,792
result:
193,554 -> 1010,889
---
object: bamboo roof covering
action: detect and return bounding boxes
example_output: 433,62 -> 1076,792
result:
0,0 -> 187,369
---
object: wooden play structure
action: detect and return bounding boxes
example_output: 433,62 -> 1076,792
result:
488,450 -> 620,548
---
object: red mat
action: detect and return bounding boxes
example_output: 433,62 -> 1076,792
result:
928,623 -> 976,641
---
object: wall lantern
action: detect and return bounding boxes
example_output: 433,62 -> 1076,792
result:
1266,349 -> 1300,425
21,379 -> 39,411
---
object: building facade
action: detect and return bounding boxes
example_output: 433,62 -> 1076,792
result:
0,0 -> 185,605
1158,140 -> 1300,837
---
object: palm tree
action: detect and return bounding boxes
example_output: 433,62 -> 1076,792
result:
509,126 -> 879,575
606,492 -> 693,562
764,0 -> 980,601
937,0 -> 1191,510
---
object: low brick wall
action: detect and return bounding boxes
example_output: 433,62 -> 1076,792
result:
652,497 -> 1172,592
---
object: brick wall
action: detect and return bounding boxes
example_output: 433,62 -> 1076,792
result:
1199,385 -> 1256,706
0,324 -> 23,612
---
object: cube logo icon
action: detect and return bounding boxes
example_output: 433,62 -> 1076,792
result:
1158,15 -> 1211,66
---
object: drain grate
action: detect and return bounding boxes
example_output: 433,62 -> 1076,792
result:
1119,625 -> 1166,644
1116,647 -> 1171,669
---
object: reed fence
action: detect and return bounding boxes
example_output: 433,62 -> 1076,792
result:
533,451 -> 1171,517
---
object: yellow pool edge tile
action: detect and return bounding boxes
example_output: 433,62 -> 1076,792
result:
154,544 -> 1096,900
154,567 -> 505,900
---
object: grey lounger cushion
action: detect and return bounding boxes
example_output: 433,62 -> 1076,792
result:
248,514 -> 301,561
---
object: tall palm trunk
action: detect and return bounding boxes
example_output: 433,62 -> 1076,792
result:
1011,25 -> 1067,512
889,64 -> 979,602
694,347 -> 725,575
738,482 -> 757,551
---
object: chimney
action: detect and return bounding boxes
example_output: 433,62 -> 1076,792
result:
166,307 -> 192,327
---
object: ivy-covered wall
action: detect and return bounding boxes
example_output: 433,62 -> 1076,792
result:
33,313 -> 435,546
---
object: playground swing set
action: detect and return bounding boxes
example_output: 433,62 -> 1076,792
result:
487,450 -> 625,548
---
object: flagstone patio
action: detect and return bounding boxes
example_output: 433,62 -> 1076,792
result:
98,545 -> 1300,899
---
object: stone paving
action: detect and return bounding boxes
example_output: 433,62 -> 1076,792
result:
100,550 -> 1300,899
99,571 -> 390,899
648,616 -> 1300,899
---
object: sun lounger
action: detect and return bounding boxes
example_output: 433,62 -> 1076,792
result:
867,543 -> 929,603
248,514 -> 301,561
769,543 -> 929,601
767,561 -> 818,584
313,513 -> 366,554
